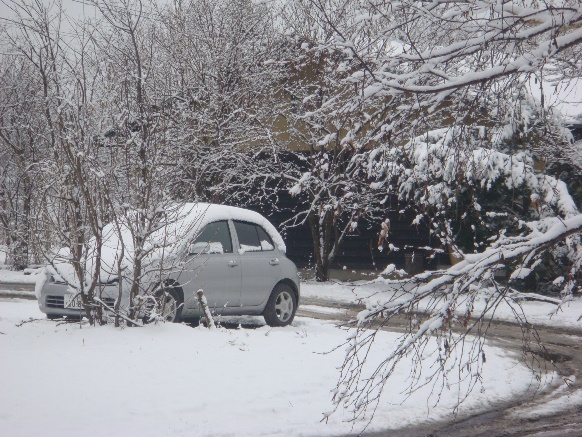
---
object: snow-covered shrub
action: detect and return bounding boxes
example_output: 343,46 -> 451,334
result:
368,122 -> 580,293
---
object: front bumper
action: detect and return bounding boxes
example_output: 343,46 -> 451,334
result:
38,282 -> 129,318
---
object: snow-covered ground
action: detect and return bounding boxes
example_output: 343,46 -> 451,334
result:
0,298 -> 545,437
1,261 -> 579,435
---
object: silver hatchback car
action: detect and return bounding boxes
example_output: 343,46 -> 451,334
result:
38,204 -> 300,326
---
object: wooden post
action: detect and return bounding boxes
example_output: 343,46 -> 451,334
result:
196,289 -> 215,329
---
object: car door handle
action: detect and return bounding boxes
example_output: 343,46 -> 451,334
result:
228,260 -> 238,267
269,258 -> 279,266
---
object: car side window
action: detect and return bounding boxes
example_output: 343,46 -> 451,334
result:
191,221 -> 233,254
256,226 -> 274,251
233,221 -> 275,253
233,221 -> 261,253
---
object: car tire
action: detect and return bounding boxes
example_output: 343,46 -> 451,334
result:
160,288 -> 183,323
263,283 -> 297,327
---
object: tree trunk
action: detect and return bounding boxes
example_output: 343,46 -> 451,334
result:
309,210 -> 336,282
11,179 -> 32,270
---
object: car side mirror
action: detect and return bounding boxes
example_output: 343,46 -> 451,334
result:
189,242 -> 208,254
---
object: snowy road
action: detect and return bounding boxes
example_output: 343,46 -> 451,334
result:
420,319 -> 582,437
0,282 -> 36,299
359,320 -> 582,437
300,297 -> 582,437
2,285 -> 582,436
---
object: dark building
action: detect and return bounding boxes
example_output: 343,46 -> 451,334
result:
248,190 -> 434,275
568,124 -> 582,142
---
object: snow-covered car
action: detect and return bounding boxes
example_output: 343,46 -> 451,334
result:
38,203 -> 300,326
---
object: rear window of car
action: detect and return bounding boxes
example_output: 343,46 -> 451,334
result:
233,221 -> 274,252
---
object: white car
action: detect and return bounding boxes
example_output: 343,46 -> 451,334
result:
38,203 -> 300,326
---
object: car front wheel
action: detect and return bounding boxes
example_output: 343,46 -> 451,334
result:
148,288 -> 182,323
263,284 -> 297,327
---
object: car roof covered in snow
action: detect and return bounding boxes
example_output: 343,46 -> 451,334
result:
98,203 -> 286,263
178,203 -> 286,252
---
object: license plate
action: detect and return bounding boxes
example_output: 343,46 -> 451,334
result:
63,294 -> 83,309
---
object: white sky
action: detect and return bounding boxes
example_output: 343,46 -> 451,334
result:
0,0 -> 99,22
0,0 -> 99,52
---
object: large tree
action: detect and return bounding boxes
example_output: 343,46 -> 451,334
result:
296,0 -> 582,422
0,54 -> 41,269
272,0 -> 393,281
1,0 -> 196,325
153,0 -> 288,202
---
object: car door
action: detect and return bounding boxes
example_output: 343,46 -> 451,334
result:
181,220 -> 241,311
232,221 -> 280,307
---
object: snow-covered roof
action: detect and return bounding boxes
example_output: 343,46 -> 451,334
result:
175,203 -> 286,253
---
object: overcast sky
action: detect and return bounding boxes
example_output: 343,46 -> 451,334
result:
0,0 -> 98,22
